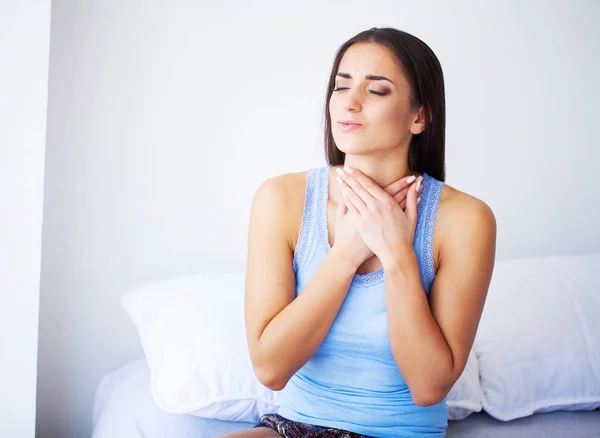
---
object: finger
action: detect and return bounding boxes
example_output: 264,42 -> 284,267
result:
405,176 -> 421,227
383,174 -> 418,196
392,186 -> 410,203
393,190 -> 407,210
388,176 -> 424,197
399,197 -> 421,211
337,170 -> 375,211
344,196 -> 360,217
339,180 -> 368,216
393,182 -> 424,207
340,166 -> 391,204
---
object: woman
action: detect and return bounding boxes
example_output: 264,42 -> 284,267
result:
221,27 -> 496,437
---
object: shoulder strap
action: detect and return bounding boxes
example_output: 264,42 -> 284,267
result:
417,174 -> 444,291
293,167 -> 327,273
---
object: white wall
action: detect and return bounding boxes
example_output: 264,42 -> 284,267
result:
0,1 -> 51,437
37,1 -> 600,437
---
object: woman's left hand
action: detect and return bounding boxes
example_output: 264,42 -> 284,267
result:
335,166 -> 422,267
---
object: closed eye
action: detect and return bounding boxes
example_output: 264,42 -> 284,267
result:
332,87 -> 389,96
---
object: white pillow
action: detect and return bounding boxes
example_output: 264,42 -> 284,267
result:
446,349 -> 483,420
122,270 -> 483,423
122,271 -> 279,422
474,253 -> 600,421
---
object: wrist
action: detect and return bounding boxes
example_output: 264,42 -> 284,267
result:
381,246 -> 418,274
329,245 -> 361,274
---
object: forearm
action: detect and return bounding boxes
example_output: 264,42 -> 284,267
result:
383,252 -> 454,406
254,247 -> 356,390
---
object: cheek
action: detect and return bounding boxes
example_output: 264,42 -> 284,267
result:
328,95 -> 341,118
378,102 -> 405,122
370,103 -> 408,135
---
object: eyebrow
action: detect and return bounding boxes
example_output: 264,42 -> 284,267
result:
336,72 -> 395,85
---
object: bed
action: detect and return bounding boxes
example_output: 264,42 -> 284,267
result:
91,358 -> 600,438
92,254 -> 600,437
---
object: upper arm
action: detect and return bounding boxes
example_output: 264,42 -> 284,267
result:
244,175 -> 299,368
428,195 -> 497,391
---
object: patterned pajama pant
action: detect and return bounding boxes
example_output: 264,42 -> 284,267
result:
253,413 -> 374,438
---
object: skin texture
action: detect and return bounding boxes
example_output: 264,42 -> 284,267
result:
220,42 -> 496,437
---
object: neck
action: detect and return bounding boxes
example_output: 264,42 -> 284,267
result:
341,148 -> 416,188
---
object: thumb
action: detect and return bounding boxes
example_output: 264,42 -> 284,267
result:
405,177 -> 420,227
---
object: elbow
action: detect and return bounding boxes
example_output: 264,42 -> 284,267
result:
261,376 -> 287,392
253,365 -> 288,391
412,388 -> 447,407
250,343 -> 289,391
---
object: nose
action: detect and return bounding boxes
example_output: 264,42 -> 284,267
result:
344,87 -> 362,113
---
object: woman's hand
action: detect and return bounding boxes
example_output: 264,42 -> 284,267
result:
335,166 -> 422,268
332,199 -> 374,269
383,174 -> 419,212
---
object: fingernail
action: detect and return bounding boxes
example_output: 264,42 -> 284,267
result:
336,168 -> 344,176
336,175 -> 344,185
406,175 -> 416,184
417,197 -> 422,204
341,188 -> 347,197
343,166 -> 352,174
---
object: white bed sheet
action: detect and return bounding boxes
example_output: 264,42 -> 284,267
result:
91,358 -> 254,438
92,358 -> 600,438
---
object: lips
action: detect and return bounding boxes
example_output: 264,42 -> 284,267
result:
337,119 -> 363,126
337,120 -> 363,132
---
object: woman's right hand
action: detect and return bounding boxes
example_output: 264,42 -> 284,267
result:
332,174 -> 419,268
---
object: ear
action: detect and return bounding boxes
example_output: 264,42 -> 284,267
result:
409,106 -> 427,135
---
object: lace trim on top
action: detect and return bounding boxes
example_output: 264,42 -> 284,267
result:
292,168 -> 317,274
420,175 -> 443,291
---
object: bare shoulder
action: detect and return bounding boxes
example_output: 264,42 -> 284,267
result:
251,171 -> 308,249
436,184 -> 496,228
255,171 -> 307,198
433,184 -> 497,270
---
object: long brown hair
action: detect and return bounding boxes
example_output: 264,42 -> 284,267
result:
324,27 -> 446,181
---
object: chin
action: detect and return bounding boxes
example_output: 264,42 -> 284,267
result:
334,139 -> 379,155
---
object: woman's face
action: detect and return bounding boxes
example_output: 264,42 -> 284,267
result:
329,42 -> 424,156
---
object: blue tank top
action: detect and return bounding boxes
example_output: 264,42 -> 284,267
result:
277,165 -> 448,437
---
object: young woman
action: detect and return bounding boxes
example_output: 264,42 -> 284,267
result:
221,27 -> 496,438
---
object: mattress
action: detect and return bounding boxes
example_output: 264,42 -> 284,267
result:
91,358 -> 600,438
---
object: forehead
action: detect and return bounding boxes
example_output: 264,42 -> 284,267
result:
337,43 -> 405,83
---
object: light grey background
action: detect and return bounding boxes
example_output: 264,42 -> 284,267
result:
4,1 -> 595,437
0,0 -> 50,437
